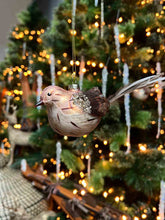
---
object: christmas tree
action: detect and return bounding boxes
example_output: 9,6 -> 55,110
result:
0,0 -> 165,219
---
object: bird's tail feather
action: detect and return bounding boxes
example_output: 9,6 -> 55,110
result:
108,74 -> 165,104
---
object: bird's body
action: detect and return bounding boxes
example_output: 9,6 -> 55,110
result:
38,86 -> 102,137
37,74 -> 165,137
47,103 -> 101,137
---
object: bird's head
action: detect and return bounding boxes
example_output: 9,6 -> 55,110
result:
36,85 -> 62,107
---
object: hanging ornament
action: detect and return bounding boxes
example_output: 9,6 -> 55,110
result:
36,71 -> 43,129
28,54 -> 32,71
56,141 -> 62,181
72,0 -> 77,24
156,62 -> 162,139
102,66 -> 108,97
22,42 -> 26,57
132,88 -> 150,101
123,63 -> 131,154
6,95 -> 12,113
100,0 -> 104,39
36,74 -> 165,137
72,0 -> 77,59
87,152 -> 91,179
50,54 -> 55,86
114,25 -> 120,63
1,142 -> 4,155
79,56 -> 85,90
95,0 -> 98,7
36,72 -> 43,110
159,180 -> 165,220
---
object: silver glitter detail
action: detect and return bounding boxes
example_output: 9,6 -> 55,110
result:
72,92 -> 91,114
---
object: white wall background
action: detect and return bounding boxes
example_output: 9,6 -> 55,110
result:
0,0 -> 32,61
0,0 -> 63,62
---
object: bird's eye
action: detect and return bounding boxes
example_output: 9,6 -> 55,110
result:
47,92 -> 51,96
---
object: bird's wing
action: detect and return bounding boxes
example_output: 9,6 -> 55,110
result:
83,87 -> 109,117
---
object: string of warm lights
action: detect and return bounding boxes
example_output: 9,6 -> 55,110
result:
12,27 -> 44,42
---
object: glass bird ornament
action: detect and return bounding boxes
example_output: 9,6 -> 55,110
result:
36,74 -> 165,137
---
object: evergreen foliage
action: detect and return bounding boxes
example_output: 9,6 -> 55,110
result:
0,0 -> 165,218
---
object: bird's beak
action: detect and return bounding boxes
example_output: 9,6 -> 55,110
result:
36,99 -> 44,107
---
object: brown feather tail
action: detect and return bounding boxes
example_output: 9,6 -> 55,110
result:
108,74 -> 165,104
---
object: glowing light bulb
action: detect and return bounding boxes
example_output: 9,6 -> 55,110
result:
43,170 -> 47,175
70,29 -> 77,36
30,30 -> 36,35
99,63 -> 104,68
82,179 -> 87,187
57,59 -> 61,64
63,53 -> 67,57
91,62 -> 96,67
118,17 -> 123,23
29,36 -> 33,40
120,195 -> 124,201
82,68 -> 86,73
87,61 -> 91,65
75,61 -> 80,66
114,58 -> 119,64
160,129 -> 164,135
152,207 -> 157,212
37,38 -> 42,43
129,37 -> 133,43
80,189 -> 86,196
141,1 -> 145,5
109,152 -> 114,157
83,134 -> 87,138
103,191 -> 108,198
81,155 -> 84,159
80,172 -> 85,178
13,124 -> 21,129
122,215 -> 127,220
40,29 -> 45,34
64,136 -> 68,140
98,149 -> 102,154
103,140 -> 108,145
146,32 -> 151,37
43,158 -> 47,163
68,18 -> 72,23
50,158 -> 54,163
108,188 -> 114,193
62,66 -> 67,72
141,214 -> 147,219
94,22 -> 99,28
138,144 -> 147,152
142,68 -> 148,74
85,154 -> 90,159
115,196 -> 120,203
89,187 -> 94,193
119,33 -> 125,39
70,60 -> 74,66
